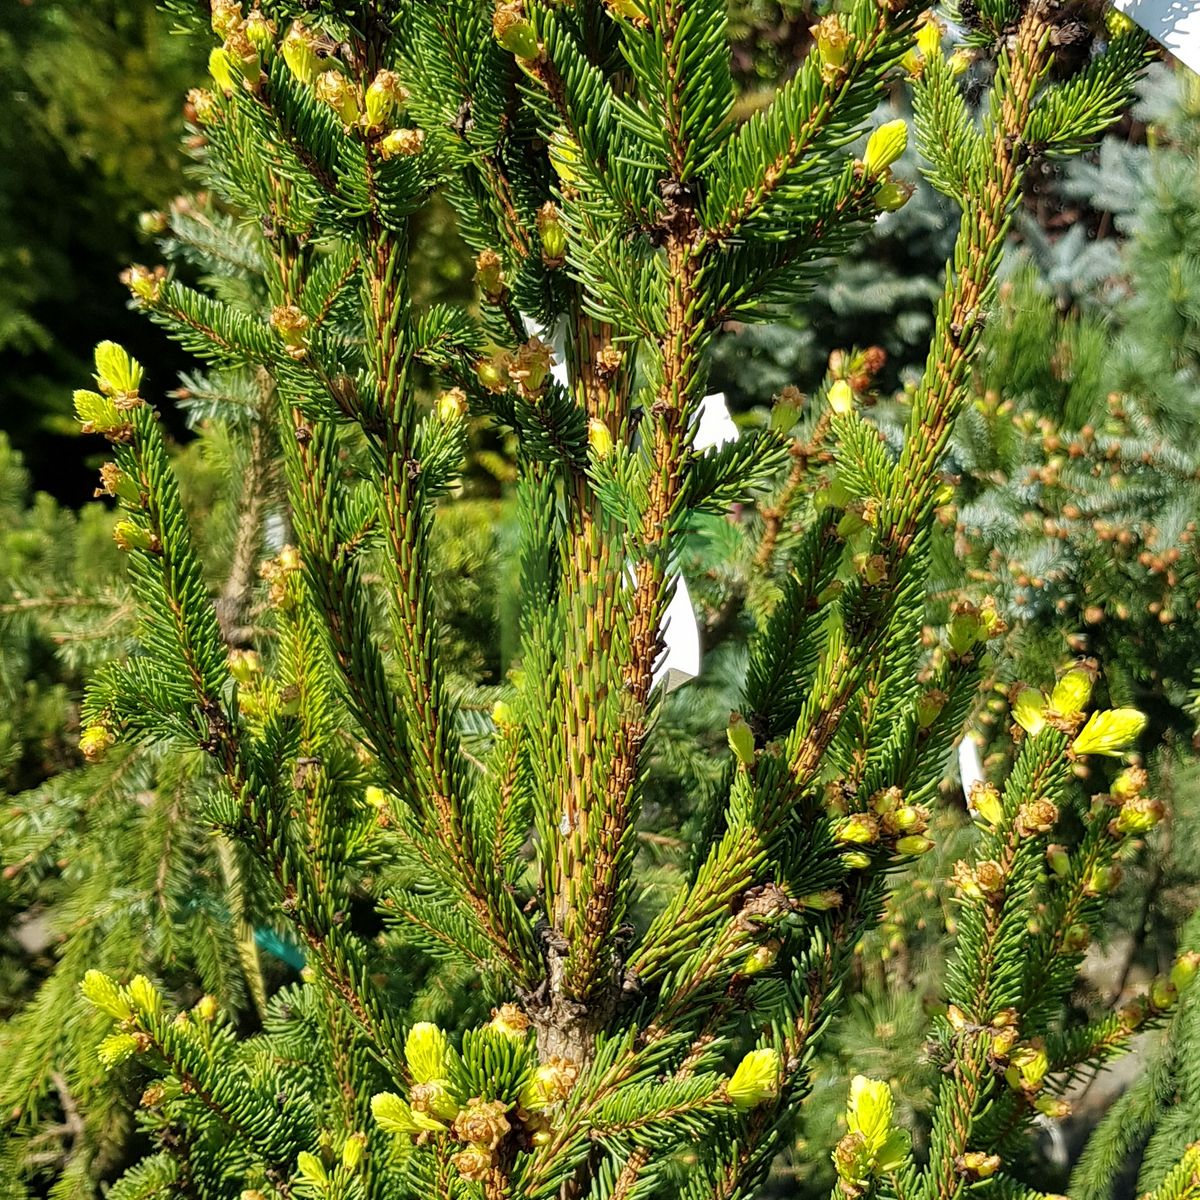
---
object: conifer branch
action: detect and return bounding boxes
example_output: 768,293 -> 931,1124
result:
549,0 -> 722,1014
363,223 -> 540,982
40,2 -> 1163,1196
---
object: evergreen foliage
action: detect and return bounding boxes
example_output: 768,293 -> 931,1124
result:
5,2 -> 1198,1199
0,0 -> 203,491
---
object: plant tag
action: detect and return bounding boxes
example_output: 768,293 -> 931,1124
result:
654,393 -> 739,692
1111,0 -> 1200,74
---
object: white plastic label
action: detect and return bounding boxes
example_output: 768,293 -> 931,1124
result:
1112,0 -> 1200,74
654,393 -> 739,691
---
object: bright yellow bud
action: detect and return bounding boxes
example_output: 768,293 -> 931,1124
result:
587,418 -> 614,459
95,341 -> 143,396
81,970 -> 133,1021
847,1075 -> 894,1149
1050,668 -> 1093,716
127,975 -> 161,1017
80,724 -> 115,763
296,1152 -> 327,1185
282,22 -> 320,85
828,379 -> 854,415
341,1132 -> 367,1173
1072,708 -> 1146,757
97,1032 -> 141,1068
863,120 -> 908,177
405,1022 -> 451,1084
727,1048 -> 781,1108
208,47 -> 236,92
915,16 -> 943,60
1012,686 -> 1047,735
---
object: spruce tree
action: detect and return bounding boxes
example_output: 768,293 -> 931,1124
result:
10,1 -> 1200,1198
0,190 -> 515,1196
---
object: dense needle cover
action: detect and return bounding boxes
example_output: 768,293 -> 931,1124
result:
2,0 -> 1199,1198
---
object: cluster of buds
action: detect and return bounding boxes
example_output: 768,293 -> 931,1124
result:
372,1022 -> 462,1141
949,857 -> 1006,905
1104,768 -> 1164,837
1012,681 -> 1142,753
74,342 -> 146,442
832,1075 -> 912,1196
833,788 -> 933,869
81,969 -> 165,1068
280,19 -> 421,149
947,1003 -> 1021,1061
475,338 -> 554,399
873,786 -> 933,855
120,263 -> 167,306
1134,952 -> 1200,1019
955,1151 -> 1002,1180
1012,668 -> 1147,758
857,119 -> 912,213
902,12 -> 974,78
372,1006 -> 581,1179
451,1099 -> 511,1180
207,2 -> 270,94
295,1130 -> 369,1189
995,1030 -> 1077,1122
1012,664 -> 1094,736
829,346 -> 887,396
947,597 -> 1006,658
